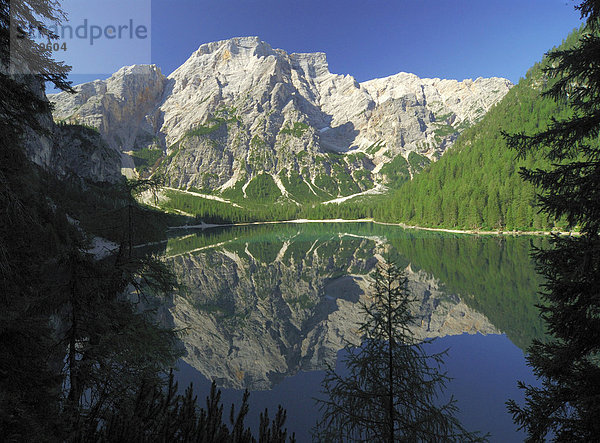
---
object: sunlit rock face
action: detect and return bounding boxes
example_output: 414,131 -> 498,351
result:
49,64 -> 167,152
48,37 -> 511,196
164,229 -> 499,390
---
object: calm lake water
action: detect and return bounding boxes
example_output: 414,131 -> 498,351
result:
161,222 -> 545,442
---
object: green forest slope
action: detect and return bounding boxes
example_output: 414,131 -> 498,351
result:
372,30 -> 583,231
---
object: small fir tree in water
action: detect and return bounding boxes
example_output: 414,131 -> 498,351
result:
314,261 -> 485,442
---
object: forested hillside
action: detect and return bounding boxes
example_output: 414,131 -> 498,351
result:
373,30 -> 583,231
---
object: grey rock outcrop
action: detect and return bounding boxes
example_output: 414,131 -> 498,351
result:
3,62 -> 122,183
51,124 -> 122,183
50,64 -> 167,153
49,37 -> 512,197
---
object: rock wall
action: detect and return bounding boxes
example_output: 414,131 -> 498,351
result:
49,37 -> 511,197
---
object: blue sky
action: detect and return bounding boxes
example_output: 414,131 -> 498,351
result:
53,0 -> 584,88
151,0 -> 583,83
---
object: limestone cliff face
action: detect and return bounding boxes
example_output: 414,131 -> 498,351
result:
50,65 -> 167,152
4,64 -> 122,183
48,37 -> 511,198
165,232 -> 499,390
51,125 -> 122,183
359,74 -> 512,163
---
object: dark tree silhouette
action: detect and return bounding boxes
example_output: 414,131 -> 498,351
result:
90,373 -> 295,442
504,1 -> 600,440
0,0 -> 75,438
314,261 -> 485,442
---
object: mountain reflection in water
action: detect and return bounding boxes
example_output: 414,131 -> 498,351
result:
159,223 -> 544,391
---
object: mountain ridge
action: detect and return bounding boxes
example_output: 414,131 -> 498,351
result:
48,36 -> 511,204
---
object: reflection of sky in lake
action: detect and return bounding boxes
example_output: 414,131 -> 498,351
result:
176,333 -> 537,442
431,334 -> 538,442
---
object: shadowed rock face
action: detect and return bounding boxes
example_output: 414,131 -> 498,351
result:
48,37 -> 511,196
2,62 -> 122,183
50,124 -> 122,183
165,229 -> 499,390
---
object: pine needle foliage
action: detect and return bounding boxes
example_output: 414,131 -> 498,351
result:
505,1 -> 600,440
89,372 -> 295,442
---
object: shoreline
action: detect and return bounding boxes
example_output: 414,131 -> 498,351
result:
168,218 -> 579,237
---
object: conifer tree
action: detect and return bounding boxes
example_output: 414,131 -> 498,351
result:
92,374 -> 295,442
0,0 -> 74,438
505,1 -> 600,440
314,261 -> 484,442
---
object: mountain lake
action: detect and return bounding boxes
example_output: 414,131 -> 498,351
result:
153,222 -> 544,442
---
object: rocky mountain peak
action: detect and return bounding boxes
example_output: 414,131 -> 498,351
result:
290,52 -> 330,79
49,37 -> 512,200
173,37 -> 281,82
194,36 -> 275,58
